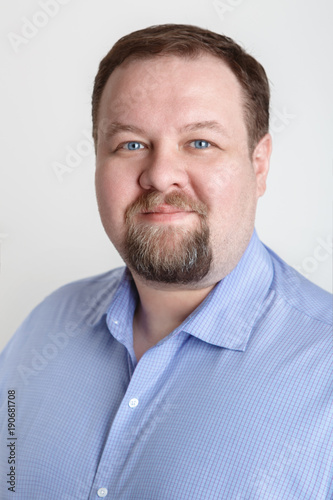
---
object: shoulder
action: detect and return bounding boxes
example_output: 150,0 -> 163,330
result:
1,267 -> 126,356
44,266 -> 125,309
265,245 -> 332,326
30,266 -> 126,323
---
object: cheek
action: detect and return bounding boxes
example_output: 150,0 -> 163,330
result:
197,162 -> 257,217
198,163 -> 246,201
96,164 -> 131,209
95,168 -> 125,228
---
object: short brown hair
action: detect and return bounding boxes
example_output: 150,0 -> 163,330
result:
92,24 -> 270,153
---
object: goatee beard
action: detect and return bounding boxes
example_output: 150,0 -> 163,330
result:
124,192 -> 212,284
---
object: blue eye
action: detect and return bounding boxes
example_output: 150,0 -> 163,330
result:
190,140 -> 211,149
123,142 -> 144,150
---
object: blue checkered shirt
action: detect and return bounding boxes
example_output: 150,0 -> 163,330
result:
0,230 -> 332,499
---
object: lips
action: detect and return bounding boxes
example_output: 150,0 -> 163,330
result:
141,204 -> 193,214
137,204 -> 196,224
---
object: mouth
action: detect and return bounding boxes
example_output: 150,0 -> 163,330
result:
138,204 -> 196,222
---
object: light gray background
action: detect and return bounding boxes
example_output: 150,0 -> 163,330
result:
1,0 -> 332,351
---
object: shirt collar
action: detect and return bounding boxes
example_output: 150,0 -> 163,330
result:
180,230 -> 274,351
106,230 -> 274,353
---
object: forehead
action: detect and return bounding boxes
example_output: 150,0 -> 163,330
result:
97,53 -> 246,136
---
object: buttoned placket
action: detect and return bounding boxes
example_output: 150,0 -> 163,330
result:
88,329 -> 187,499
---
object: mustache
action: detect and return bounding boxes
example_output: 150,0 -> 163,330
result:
125,191 -> 208,223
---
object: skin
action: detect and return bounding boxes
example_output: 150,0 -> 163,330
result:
95,53 -> 272,361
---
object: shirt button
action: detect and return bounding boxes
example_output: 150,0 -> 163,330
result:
97,487 -> 108,497
129,398 -> 139,408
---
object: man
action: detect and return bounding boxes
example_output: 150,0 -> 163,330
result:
0,24 -> 332,499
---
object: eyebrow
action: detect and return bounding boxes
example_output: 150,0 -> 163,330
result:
101,120 -> 229,139
102,122 -> 145,138
179,120 -> 229,136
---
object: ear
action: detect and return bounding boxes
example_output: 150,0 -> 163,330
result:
252,133 -> 272,198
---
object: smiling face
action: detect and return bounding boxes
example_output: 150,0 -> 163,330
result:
95,53 -> 271,288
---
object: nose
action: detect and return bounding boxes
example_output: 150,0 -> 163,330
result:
139,145 -> 189,192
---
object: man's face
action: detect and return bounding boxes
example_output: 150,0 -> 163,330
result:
95,53 -> 271,287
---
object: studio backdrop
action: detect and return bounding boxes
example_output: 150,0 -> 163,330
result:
0,0 -> 332,350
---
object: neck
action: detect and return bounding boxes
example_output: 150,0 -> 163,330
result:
131,273 -> 215,361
